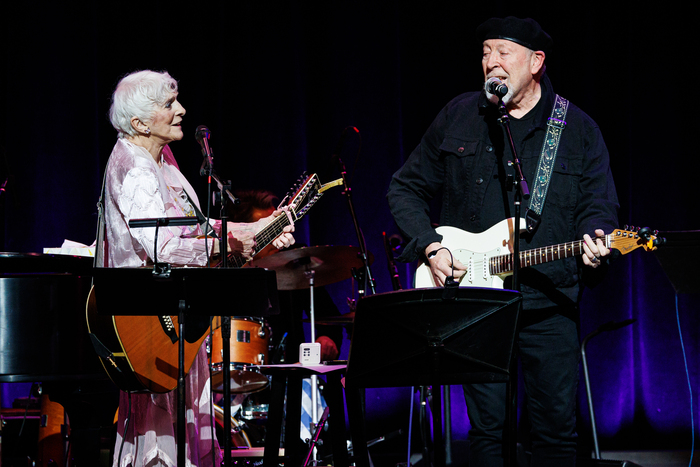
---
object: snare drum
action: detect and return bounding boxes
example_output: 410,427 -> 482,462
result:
210,317 -> 270,394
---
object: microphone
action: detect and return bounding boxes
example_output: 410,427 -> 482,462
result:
195,125 -> 213,157
195,125 -> 214,176
485,77 -> 508,98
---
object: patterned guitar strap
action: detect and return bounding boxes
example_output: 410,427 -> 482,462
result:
525,94 -> 569,233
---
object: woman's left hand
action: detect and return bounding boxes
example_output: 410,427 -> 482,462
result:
259,209 -> 296,250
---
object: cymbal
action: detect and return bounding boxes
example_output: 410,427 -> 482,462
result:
305,312 -> 355,326
249,246 -> 373,290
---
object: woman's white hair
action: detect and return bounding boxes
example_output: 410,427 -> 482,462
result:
109,70 -> 178,138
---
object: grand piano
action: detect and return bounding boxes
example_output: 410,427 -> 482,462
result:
0,252 -> 118,466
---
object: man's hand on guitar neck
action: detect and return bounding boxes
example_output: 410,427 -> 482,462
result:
581,228 -> 610,269
425,242 -> 467,287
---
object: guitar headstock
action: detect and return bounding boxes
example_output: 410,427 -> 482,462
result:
282,173 -> 322,222
609,226 -> 664,255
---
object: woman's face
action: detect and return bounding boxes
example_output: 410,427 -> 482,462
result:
149,92 -> 186,144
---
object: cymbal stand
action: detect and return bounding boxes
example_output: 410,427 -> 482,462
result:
303,406 -> 330,467
304,268 -> 320,464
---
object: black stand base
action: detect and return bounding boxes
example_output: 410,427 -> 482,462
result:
577,458 -> 644,467
346,287 -> 522,467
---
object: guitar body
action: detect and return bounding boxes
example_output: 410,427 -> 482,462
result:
415,219 -> 657,290
86,286 -> 208,393
86,172 -> 332,393
415,218 -> 526,289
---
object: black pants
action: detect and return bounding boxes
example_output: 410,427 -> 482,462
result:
463,307 -> 580,467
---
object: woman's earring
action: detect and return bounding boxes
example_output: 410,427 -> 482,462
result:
145,128 -> 151,135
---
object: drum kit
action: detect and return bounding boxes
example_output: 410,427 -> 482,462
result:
207,245 -> 370,449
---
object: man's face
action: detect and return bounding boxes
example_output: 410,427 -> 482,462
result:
482,39 -> 542,105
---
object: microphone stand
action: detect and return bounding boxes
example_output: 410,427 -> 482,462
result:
496,98 -> 529,291
334,151 -> 376,296
200,147 -> 237,467
495,96 -> 529,467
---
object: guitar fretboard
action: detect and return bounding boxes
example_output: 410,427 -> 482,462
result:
489,234 -> 610,275
226,213 -> 293,268
217,173 -> 323,269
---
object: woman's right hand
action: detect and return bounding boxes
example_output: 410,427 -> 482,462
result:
225,222 -> 258,259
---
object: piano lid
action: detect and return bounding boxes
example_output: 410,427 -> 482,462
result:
0,252 -> 100,382
1,251 -> 93,275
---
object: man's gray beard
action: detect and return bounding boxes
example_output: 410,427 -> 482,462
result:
484,86 -> 514,106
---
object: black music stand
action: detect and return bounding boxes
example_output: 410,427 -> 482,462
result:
345,287 -> 522,467
92,266 -> 279,467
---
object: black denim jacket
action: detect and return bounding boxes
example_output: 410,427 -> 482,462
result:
388,74 -> 619,309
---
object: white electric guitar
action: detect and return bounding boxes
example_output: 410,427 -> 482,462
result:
414,218 -> 660,289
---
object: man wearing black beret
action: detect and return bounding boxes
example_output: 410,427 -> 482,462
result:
388,17 -> 619,466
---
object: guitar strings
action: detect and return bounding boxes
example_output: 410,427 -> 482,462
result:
220,211 -> 292,268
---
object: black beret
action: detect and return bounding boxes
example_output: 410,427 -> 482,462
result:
476,17 -> 552,56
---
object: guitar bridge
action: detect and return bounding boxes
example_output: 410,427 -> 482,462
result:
159,316 -> 179,344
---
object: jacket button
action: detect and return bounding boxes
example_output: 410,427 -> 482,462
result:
476,178 -> 484,185
486,146 -> 493,152
470,215 -> 476,221
458,147 -> 465,153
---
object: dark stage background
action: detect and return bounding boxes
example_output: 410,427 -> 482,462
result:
2,1 -> 699,459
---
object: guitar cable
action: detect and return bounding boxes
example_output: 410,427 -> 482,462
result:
676,293 -> 695,467
427,246 -> 458,287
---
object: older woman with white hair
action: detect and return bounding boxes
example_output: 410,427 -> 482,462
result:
102,70 -> 295,467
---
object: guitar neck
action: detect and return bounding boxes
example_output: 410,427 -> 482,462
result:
225,213 -> 294,268
218,173 -> 327,268
490,234 -> 610,275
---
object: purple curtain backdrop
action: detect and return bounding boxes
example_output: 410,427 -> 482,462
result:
1,1 -> 698,455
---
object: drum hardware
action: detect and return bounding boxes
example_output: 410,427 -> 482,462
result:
302,406 -> 330,467
241,402 -> 269,421
213,404 -> 251,449
248,245 -> 373,290
252,244 -> 370,464
303,312 -> 354,326
236,330 -> 250,343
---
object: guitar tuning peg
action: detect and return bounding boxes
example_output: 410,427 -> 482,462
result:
624,225 -> 629,230
637,227 -> 652,241
653,230 -> 659,236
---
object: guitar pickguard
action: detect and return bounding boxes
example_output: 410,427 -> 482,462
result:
451,247 -> 505,288
414,218 -> 523,289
